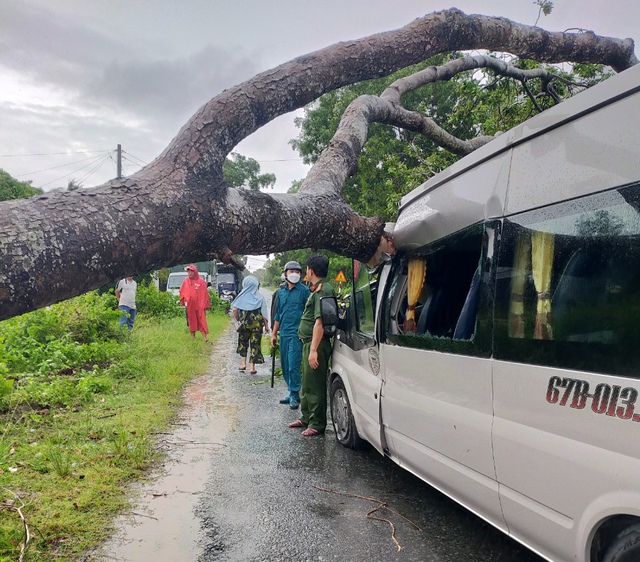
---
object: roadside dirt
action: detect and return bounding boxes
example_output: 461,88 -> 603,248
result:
89,327 -> 239,562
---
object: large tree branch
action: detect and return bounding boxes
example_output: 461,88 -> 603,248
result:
0,9 -> 636,320
304,53 -> 592,192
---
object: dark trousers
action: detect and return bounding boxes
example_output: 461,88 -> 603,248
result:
280,335 -> 302,394
300,339 -> 331,432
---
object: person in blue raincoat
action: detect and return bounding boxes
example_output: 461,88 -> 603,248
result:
270,261 -> 310,409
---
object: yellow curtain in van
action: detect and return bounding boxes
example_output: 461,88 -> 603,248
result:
531,230 -> 555,340
405,258 -> 426,333
509,233 -> 531,338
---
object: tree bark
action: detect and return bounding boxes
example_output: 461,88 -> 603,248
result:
0,9 -> 636,320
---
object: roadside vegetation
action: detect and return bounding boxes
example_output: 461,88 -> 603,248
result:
0,284 -> 229,561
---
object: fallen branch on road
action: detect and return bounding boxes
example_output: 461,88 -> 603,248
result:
1,488 -> 32,562
311,484 -> 422,552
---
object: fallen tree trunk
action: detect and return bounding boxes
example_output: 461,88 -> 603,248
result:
0,9 -> 636,320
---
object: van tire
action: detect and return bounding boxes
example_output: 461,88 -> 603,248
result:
330,376 -> 367,450
603,524 -> 640,562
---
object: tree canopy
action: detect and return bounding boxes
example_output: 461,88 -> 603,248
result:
0,169 -> 43,202
291,55 -> 611,222
0,9 -> 636,320
223,153 -> 276,191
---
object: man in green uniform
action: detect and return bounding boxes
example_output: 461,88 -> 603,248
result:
288,254 -> 335,437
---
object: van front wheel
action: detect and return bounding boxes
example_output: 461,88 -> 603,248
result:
330,377 -> 366,450
603,524 -> 640,562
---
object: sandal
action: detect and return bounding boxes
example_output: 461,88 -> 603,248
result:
288,419 -> 307,428
238,366 -> 246,371
250,370 -> 257,374
301,427 -> 323,437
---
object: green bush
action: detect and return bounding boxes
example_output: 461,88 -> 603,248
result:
0,374 -> 12,400
0,284 -> 230,413
209,290 -> 231,315
135,283 -> 183,318
0,291 -> 125,412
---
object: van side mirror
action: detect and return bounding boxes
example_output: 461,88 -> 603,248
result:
320,296 -> 339,337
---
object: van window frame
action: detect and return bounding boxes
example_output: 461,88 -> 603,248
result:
381,221 -> 497,358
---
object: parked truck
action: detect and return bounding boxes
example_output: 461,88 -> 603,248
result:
216,262 -> 243,302
165,261 -> 216,297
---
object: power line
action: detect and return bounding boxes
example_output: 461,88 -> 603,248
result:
16,151 -> 112,178
121,150 -> 148,166
38,152 -> 112,188
76,153 -> 112,186
256,158 -> 304,163
0,149 -> 111,157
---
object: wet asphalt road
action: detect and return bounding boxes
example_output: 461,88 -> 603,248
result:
96,288 -> 545,562
195,327 -> 544,562
192,289 -> 543,562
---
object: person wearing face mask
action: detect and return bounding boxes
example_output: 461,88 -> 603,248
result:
270,261 -> 310,409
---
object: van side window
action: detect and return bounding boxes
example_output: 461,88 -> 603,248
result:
495,183 -> 640,378
382,223 -> 493,357
353,261 -> 378,337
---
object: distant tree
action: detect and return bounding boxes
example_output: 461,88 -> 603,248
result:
252,268 -> 266,283
288,179 -> 303,194
67,179 -> 82,191
576,210 -> 624,238
223,152 -> 276,191
264,250 -> 352,288
0,169 -> 43,201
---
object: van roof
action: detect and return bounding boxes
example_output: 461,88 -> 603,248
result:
399,64 -> 640,211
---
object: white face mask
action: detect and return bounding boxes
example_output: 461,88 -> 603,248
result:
287,272 -> 301,284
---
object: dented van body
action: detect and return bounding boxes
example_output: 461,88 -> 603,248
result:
329,65 -> 640,562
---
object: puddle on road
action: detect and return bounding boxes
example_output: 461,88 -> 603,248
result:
90,330 -> 238,562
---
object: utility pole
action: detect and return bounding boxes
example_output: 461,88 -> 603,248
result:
116,144 -> 122,179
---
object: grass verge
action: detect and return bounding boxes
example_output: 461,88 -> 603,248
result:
0,313 -> 228,562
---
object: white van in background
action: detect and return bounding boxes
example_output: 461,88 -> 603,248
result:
166,271 -> 188,297
329,64 -> 640,562
166,272 -> 211,298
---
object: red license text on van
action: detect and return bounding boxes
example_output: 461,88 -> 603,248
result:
546,376 -> 640,421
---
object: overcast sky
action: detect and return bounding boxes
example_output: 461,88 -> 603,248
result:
1,1 -> 638,271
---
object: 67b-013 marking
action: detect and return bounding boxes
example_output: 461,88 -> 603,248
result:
546,377 -> 640,422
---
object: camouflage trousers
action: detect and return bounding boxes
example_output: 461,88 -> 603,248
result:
236,309 -> 265,364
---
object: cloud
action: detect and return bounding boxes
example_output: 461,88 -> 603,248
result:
2,2 -> 261,125
86,44 -> 261,125
0,2 -> 123,95
0,1 -> 264,188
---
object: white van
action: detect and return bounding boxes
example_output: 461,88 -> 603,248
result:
166,271 -> 188,297
166,272 -> 211,298
330,64 -> 640,562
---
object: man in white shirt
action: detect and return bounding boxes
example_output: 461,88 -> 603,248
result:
115,276 -> 137,330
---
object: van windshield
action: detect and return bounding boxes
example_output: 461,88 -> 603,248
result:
167,273 -> 188,289
218,273 -> 236,284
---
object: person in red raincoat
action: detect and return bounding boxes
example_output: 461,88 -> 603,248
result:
179,264 -> 212,342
